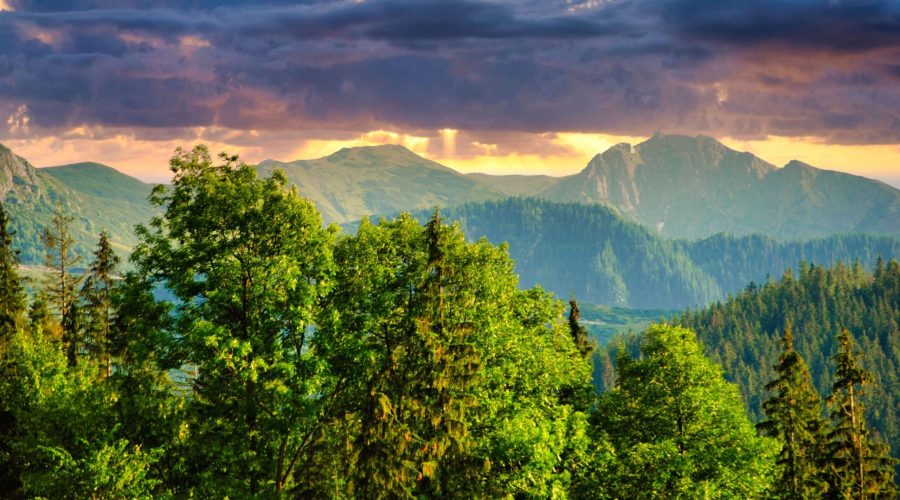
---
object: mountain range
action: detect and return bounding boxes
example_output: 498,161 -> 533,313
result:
262,133 -> 900,240
541,134 -> 900,239
2,134 -> 898,307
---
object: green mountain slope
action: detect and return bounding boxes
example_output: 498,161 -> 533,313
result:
539,134 -> 900,239
678,260 -> 900,474
463,172 -> 561,196
257,145 -> 506,224
417,198 -> 899,308
0,144 -> 158,263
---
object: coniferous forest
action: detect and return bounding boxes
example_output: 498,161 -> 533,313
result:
0,147 -> 897,498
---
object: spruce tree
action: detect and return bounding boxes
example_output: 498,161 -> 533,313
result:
568,299 -> 592,359
757,322 -> 828,498
0,201 -> 25,341
41,203 -> 83,366
824,328 -> 896,499
81,231 -> 120,377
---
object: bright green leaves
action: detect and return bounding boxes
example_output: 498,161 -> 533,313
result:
132,145 -> 336,496
305,213 -> 595,498
0,330 -> 161,498
595,324 -> 776,497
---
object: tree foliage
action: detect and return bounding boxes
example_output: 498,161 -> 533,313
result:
757,322 -> 828,499
595,324 -> 776,497
679,260 -> 900,480
0,201 -> 25,341
40,203 -> 83,366
4,145 -> 896,497
80,231 -> 120,378
824,328 -> 896,498
130,145 -> 336,495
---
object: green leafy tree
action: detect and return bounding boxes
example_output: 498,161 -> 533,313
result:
757,322 -> 828,498
130,145 -> 335,496
824,328 -> 896,498
305,213 -> 595,498
0,201 -> 26,341
80,231 -> 120,377
41,203 -> 83,366
0,329 -> 160,498
596,324 -> 775,497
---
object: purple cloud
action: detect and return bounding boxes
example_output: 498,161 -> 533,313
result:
0,0 -> 898,145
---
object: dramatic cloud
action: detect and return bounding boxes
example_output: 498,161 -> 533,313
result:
0,0 -> 898,182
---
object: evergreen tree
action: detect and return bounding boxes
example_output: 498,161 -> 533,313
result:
678,261 -> 900,472
27,297 -> 57,339
80,231 -> 120,378
757,322 -> 828,498
568,299 -> 592,359
41,203 -> 83,366
0,200 -> 25,341
824,328 -> 896,498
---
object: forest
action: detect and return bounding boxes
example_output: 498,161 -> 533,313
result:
0,146 -> 896,498
413,198 -> 900,309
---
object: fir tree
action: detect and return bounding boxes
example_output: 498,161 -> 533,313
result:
80,231 -> 120,377
0,201 -> 25,341
41,203 -> 83,366
568,299 -> 592,359
757,322 -> 828,498
824,328 -> 896,499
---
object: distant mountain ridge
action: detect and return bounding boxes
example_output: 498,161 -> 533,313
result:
539,134 -> 900,239
260,134 -> 900,240
257,144 -> 505,225
3,133 -> 899,273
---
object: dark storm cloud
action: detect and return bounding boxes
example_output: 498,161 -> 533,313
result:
1,0 -> 899,144
652,0 -> 900,53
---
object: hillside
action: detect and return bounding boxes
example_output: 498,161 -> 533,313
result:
416,198 -> 900,308
678,260 -> 900,474
464,172 -> 560,196
539,134 -> 900,239
257,145 -> 506,224
0,144 -> 157,263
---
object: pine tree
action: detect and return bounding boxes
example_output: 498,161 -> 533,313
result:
568,299 -> 592,359
0,201 -> 25,341
416,211 -> 481,496
824,328 -> 896,499
757,322 -> 828,498
80,231 -> 120,377
41,203 -> 83,366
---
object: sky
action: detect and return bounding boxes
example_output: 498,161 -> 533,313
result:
0,0 -> 899,187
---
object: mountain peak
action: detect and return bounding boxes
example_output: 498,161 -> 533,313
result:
330,143 -> 418,159
638,132 -> 730,152
783,159 -> 816,170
